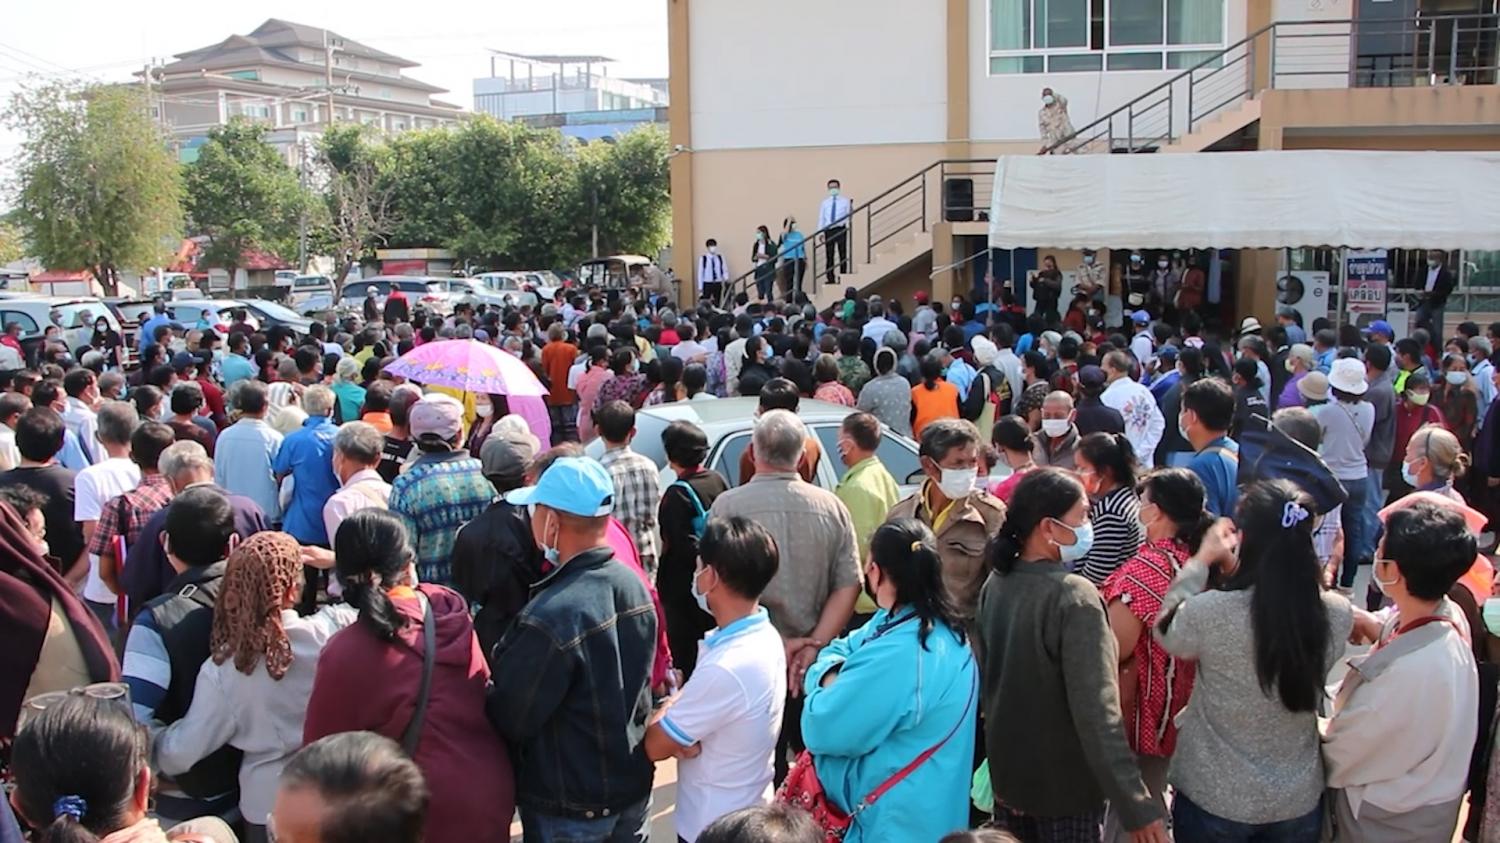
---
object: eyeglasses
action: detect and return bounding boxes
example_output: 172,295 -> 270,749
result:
18,683 -> 132,731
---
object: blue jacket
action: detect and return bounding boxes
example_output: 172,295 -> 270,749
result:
802,608 -> 977,843
486,546 -> 657,817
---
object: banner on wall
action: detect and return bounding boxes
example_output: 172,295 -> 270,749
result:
1344,249 -> 1389,316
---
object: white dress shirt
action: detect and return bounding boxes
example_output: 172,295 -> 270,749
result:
697,253 -> 728,291
1426,266 -> 1441,292
1101,376 -> 1165,467
860,316 -> 897,346
819,195 -> 853,230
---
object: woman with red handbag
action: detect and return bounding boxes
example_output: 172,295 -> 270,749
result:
783,518 -> 978,843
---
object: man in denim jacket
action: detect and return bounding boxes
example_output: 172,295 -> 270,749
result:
487,456 -> 658,841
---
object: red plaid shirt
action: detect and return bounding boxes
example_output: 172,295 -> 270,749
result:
88,473 -> 174,558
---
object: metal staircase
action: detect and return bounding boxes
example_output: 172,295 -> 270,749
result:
1044,13 -> 1500,156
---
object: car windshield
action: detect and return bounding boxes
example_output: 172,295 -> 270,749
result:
245,300 -> 303,320
53,303 -> 116,330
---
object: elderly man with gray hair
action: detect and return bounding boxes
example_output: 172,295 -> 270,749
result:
123,439 -> 269,612
708,407 -> 861,783
1033,390 -> 1081,470
322,421 -> 392,548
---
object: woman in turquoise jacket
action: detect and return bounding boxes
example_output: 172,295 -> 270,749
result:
800,517 -> 978,843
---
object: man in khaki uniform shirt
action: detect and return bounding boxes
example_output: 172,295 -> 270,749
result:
886,418 -> 1007,623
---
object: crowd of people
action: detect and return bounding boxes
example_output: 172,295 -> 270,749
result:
2,280 -> 1500,843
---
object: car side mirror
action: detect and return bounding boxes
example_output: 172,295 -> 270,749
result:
905,468 -> 927,485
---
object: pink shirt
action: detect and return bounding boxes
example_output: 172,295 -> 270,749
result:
607,518 -> 673,688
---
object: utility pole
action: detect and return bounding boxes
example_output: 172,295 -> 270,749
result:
591,186 -> 599,257
323,29 -> 337,126
297,140 -> 309,273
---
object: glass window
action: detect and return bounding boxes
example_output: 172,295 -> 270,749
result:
992,0 -> 1032,50
1168,0 -> 1223,44
1049,53 -> 1105,71
1111,0 -> 1164,45
990,56 -> 1045,74
875,435 -> 924,486
1167,50 -> 1222,69
1038,0 -> 1090,48
0,311 -> 39,336
710,433 -> 752,487
1108,52 -> 1164,69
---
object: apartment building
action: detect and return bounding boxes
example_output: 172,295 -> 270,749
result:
151,18 -> 462,164
668,0 -> 1500,321
473,51 -> 667,140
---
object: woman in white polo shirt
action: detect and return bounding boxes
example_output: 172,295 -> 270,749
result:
644,515 -> 787,843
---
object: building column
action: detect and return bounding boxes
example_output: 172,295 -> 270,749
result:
668,0 -> 695,310
945,0 -> 970,160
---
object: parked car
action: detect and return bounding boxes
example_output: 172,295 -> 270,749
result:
0,296 -> 127,363
340,277 -> 455,317
581,398 -> 924,497
469,273 -> 540,309
168,299 -> 241,332
525,270 -> 565,302
285,275 -> 333,306
577,255 -> 652,290
237,298 -> 316,336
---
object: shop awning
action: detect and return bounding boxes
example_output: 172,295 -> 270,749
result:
986,149 -> 1500,252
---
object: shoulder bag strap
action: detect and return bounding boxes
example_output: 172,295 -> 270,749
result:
400,593 -> 437,757
854,668 -> 978,815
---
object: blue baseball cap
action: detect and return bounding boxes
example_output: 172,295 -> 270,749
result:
1367,320 -> 1395,340
1131,310 -> 1151,324
505,456 -> 615,517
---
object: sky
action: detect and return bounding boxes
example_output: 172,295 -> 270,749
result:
0,0 -> 668,179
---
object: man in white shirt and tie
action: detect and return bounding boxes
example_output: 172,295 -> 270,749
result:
697,238 -> 728,307
818,178 -> 853,286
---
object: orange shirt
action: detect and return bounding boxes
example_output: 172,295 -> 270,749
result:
541,341 -> 578,406
911,380 -> 960,438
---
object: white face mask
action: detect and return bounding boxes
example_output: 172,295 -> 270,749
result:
937,466 -> 978,499
1041,418 -> 1071,438
1446,371 -> 1467,385
708,246 -> 718,255
1042,94 -> 1055,105
475,403 -> 492,418
1082,255 -> 1095,265
1157,259 -> 1170,269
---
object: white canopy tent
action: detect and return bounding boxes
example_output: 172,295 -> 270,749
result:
986,149 -> 1500,252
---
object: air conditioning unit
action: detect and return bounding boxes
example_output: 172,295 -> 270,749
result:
1275,271 -> 1330,330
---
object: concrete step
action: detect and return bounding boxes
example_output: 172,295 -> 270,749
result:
1162,97 -> 1262,153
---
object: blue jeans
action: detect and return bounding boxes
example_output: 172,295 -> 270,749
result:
1338,474 -> 1370,589
520,797 -> 650,843
1172,792 -> 1323,843
1361,467 -> 1385,562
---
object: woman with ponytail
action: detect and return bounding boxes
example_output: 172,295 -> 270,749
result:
976,467 -> 1168,842
10,693 -> 223,843
303,509 -> 513,843
1154,479 -> 1353,841
798,518 -> 978,843
1098,468 -> 1214,841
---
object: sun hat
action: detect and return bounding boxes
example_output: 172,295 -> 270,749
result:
1328,357 -> 1369,395
1297,371 -> 1331,402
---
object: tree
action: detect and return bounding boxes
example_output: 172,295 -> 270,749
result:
315,124 -> 399,294
184,119 -> 308,278
0,220 -> 23,266
572,125 -> 671,261
4,82 -> 182,296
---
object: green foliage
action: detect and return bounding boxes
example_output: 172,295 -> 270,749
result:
379,116 -> 670,269
184,118 -> 309,272
572,124 -> 671,260
4,82 -> 183,294
314,123 -> 398,291
0,221 -> 23,265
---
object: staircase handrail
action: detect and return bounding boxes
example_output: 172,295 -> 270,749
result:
1040,20 -> 1283,155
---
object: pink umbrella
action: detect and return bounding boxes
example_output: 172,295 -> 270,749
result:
383,339 -> 546,397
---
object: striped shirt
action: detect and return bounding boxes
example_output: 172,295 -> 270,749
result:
1075,485 -> 1143,587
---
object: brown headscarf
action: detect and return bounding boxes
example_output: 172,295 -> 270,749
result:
0,500 -> 118,745
210,532 -> 302,680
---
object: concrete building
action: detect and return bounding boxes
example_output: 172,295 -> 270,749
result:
474,52 -> 668,140
150,18 -> 462,164
668,0 -> 1500,323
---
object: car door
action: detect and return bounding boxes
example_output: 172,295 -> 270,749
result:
707,431 -> 752,488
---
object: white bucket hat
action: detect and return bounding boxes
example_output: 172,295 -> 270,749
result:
1328,357 -> 1368,395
